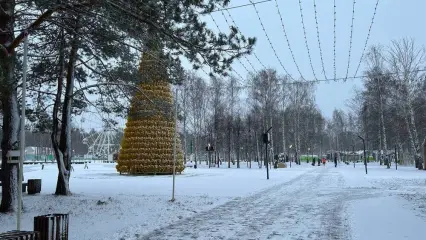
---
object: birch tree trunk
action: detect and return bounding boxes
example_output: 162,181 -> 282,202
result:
408,103 -> 420,156
282,112 -> 286,158
404,111 -> 416,165
379,94 -> 388,167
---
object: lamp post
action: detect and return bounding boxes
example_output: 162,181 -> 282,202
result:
358,136 -> 368,174
289,145 -> 292,168
263,127 -> 272,180
171,88 -> 178,202
352,144 -> 355,168
308,147 -> 311,164
17,36 -> 29,230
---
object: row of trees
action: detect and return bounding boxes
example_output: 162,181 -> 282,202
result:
0,0 -> 255,212
177,38 -> 426,170
179,69 -> 351,167
351,38 -> 426,167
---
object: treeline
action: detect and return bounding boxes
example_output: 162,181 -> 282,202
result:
178,69 -> 360,166
351,39 -> 426,168
179,38 -> 426,169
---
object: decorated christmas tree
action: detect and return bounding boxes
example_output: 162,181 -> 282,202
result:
116,49 -> 185,174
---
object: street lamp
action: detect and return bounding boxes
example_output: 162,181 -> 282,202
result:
358,136 -> 368,174
308,147 -> 311,164
263,127 -> 272,179
171,87 -> 178,202
288,145 -> 292,168
16,36 -> 29,230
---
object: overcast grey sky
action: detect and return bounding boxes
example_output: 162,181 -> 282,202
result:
195,0 -> 426,118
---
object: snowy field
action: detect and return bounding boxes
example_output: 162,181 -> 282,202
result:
0,162 -> 425,240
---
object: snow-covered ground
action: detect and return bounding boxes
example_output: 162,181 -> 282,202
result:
0,162 -> 425,240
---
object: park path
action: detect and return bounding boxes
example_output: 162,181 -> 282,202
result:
139,166 -> 379,240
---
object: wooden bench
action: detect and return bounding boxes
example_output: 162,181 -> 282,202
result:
0,230 -> 40,239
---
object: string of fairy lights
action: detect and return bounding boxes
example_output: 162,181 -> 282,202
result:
67,0 -> 382,87
345,0 -> 357,81
298,0 -> 318,80
274,0 -> 304,79
200,0 -> 382,87
353,0 -> 381,78
313,0 -> 327,80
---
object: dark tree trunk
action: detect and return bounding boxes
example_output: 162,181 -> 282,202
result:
0,91 -> 20,212
51,27 -> 67,195
0,0 -> 20,213
236,123 -> 240,168
54,18 -> 80,195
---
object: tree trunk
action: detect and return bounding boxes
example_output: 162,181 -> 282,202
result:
378,126 -> 382,165
236,124 -> 240,168
408,103 -> 420,156
423,139 -> 426,170
282,111 -> 286,157
53,18 -> 80,195
194,136 -> 198,164
404,106 -> 417,165
0,91 -> 20,212
227,118 -> 231,168
51,28 -> 67,195
269,116 -> 274,163
0,0 -> 19,213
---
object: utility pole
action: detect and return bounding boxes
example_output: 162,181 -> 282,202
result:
352,144 -> 355,168
228,82 -> 234,169
358,135 -> 368,174
281,77 -> 287,157
17,36 -> 29,230
171,88 -> 178,202
183,84 -> 187,164
206,143 -> 214,168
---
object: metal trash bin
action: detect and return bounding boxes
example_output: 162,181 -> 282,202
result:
34,214 -> 69,240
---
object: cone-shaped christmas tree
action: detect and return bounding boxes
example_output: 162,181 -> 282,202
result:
116,49 -> 185,174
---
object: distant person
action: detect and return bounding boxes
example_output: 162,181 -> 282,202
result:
334,155 -> 338,167
322,158 -> 326,166
312,158 -> 316,166
84,162 -> 88,169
